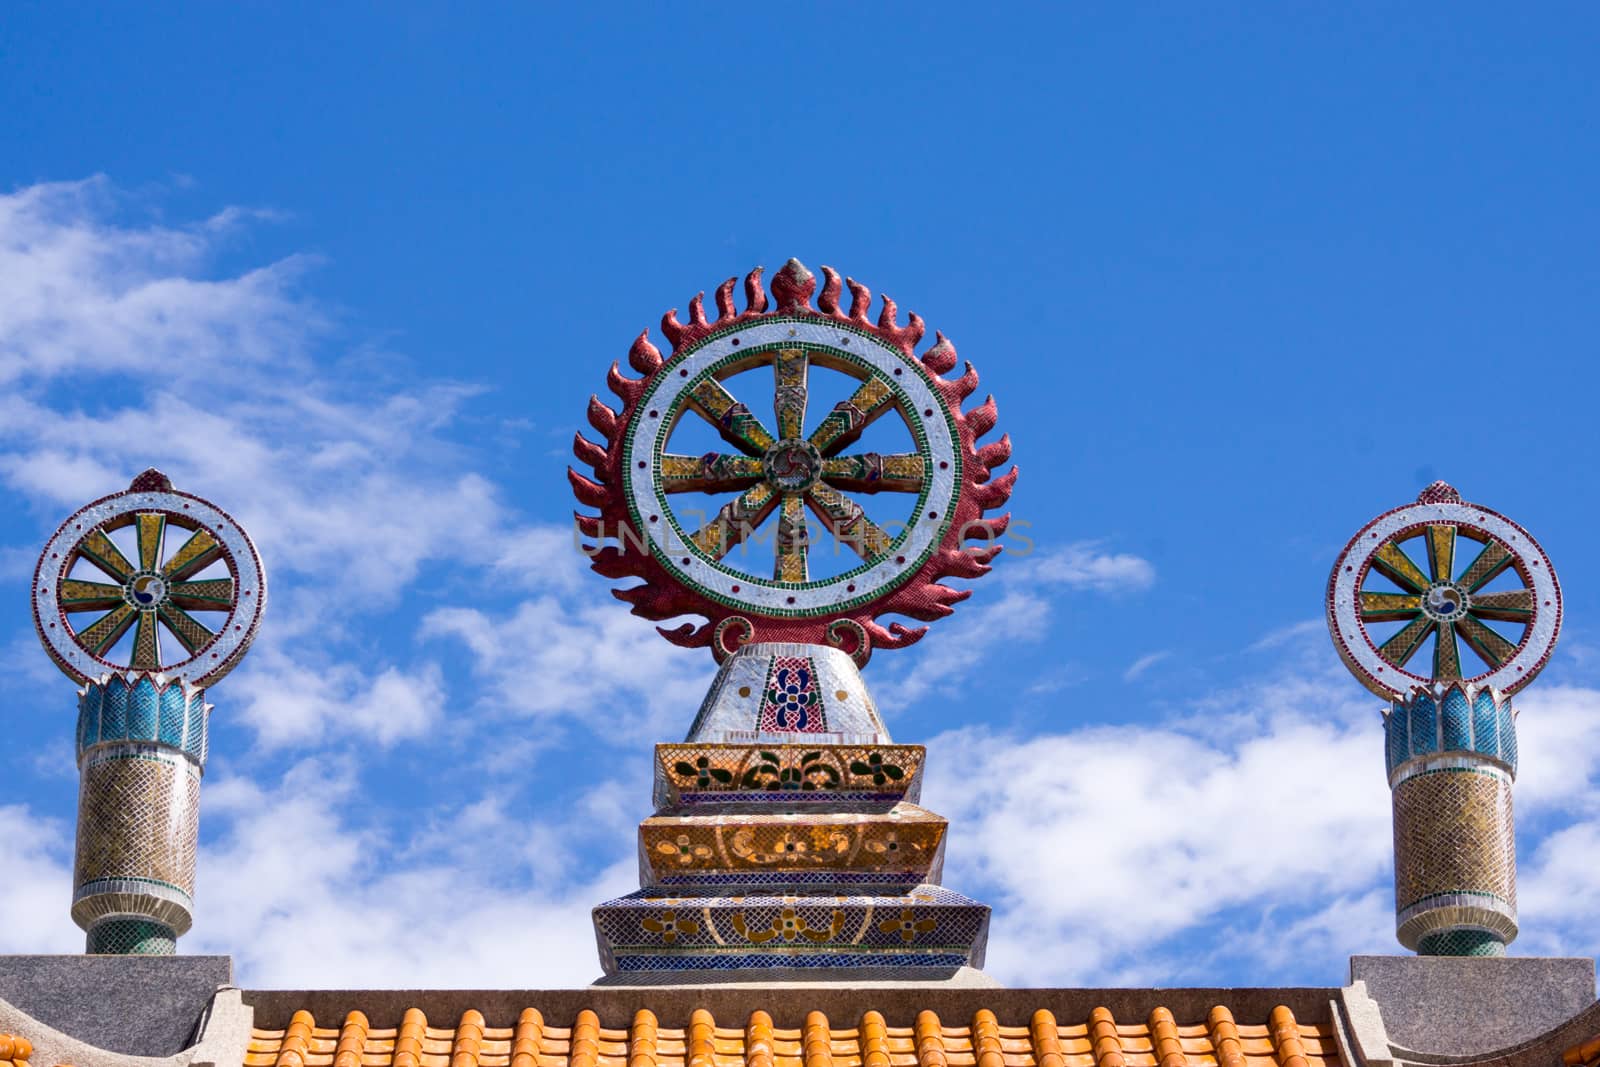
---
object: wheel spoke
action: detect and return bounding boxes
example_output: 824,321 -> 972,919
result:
76,604 -> 136,656
773,348 -> 808,441
687,378 -> 777,456
822,453 -> 926,494
170,578 -> 235,611
808,377 -> 897,456
1426,524 -> 1456,584
1372,541 -> 1430,594
162,529 -> 223,581
774,493 -> 809,582
136,512 -> 166,572
59,579 -> 125,613
132,609 -> 161,669
806,485 -> 894,561
1433,620 -> 1461,681
688,483 -> 777,559
79,528 -> 135,583
1377,615 -> 1433,669
1458,616 -> 1518,669
1457,539 -> 1513,592
158,603 -> 216,655
1469,588 -> 1534,622
1358,591 -> 1423,622
659,453 -> 764,494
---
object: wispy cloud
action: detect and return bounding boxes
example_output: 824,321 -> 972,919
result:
1123,650 -> 1171,681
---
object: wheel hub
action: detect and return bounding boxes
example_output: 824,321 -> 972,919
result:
762,439 -> 823,492
125,572 -> 169,609
1422,582 -> 1469,622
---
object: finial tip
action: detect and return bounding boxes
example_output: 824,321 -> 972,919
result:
1418,480 -> 1461,504
129,468 -> 173,492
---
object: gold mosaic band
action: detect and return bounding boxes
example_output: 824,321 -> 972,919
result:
639,803 -> 947,884
1391,757 -> 1516,952
71,744 -> 201,939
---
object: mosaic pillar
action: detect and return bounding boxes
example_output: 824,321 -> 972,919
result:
1327,482 -> 1557,960
71,673 -> 209,954
32,470 -> 266,955
592,642 -> 990,977
1386,684 -> 1518,956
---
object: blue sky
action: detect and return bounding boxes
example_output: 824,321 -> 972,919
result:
3,6 -> 1600,987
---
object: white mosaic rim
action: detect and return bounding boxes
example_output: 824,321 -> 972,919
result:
33,489 -> 267,688
625,319 -> 960,614
1329,501 -> 1559,698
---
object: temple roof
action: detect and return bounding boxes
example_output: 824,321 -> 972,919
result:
245,1004 -> 1337,1067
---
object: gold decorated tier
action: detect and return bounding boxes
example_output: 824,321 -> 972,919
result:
639,802 -> 946,887
653,743 -> 923,808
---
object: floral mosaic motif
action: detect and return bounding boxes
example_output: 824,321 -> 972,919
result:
758,656 -> 825,732
729,824 -> 852,865
878,907 -> 938,942
740,749 -> 837,790
864,831 -> 905,858
640,909 -> 700,944
850,752 -> 905,785
732,906 -> 846,944
655,834 -> 714,866
673,754 -> 734,788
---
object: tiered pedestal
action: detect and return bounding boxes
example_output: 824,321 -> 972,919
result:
592,643 -> 989,978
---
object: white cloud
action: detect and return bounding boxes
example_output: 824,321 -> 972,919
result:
190,757 -> 636,988
0,178 -> 314,386
0,806 -> 81,953
421,596 -> 713,739
224,650 -> 446,749
926,683 -> 1393,985
1031,542 -> 1156,593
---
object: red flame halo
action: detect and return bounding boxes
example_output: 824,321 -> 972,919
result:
569,259 -> 1017,665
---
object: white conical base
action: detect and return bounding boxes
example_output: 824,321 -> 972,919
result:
684,642 -> 890,744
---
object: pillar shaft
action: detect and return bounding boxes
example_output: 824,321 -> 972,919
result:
72,673 -> 209,954
1385,685 -> 1518,956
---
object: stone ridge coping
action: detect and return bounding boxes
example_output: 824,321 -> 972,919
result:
1363,996 -> 1600,1067
0,989 -> 252,1067
238,987 -> 1340,1030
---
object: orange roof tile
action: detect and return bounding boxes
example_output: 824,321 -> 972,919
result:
0,1034 -> 32,1067
1563,1032 -> 1600,1067
245,1005 -> 1341,1067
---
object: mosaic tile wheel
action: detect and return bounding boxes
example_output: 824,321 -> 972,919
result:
1327,481 -> 1560,700
571,260 -> 1017,664
32,469 -> 267,687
